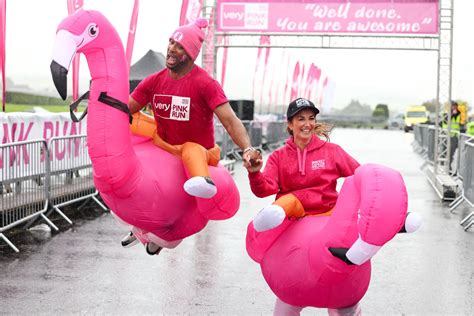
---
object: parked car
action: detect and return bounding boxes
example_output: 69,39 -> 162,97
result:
388,112 -> 405,130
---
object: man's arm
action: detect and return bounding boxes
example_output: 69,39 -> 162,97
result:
214,102 -> 262,166
129,96 -> 145,114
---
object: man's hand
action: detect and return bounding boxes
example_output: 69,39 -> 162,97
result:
243,147 -> 263,172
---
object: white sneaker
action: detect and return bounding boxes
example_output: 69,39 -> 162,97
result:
145,242 -> 163,256
121,231 -> 139,248
253,205 -> 286,232
183,176 -> 217,198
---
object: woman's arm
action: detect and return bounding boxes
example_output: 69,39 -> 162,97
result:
248,152 -> 280,197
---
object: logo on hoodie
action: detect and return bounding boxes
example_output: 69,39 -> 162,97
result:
311,159 -> 325,170
152,94 -> 190,121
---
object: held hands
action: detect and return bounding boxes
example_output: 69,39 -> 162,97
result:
243,147 -> 263,172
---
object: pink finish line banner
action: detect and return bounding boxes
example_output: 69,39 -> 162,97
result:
216,0 -> 439,34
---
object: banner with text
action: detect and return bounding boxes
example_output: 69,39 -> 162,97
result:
1,112 -> 86,177
216,0 -> 439,35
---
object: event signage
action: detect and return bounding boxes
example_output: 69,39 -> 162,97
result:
1,112 -> 86,176
216,0 -> 439,35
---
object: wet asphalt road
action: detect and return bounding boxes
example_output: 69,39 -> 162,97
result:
0,128 -> 473,315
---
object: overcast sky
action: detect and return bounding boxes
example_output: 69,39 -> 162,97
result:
5,0 -> 473,113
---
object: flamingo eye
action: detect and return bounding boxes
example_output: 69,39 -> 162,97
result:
88,24 -> 98,37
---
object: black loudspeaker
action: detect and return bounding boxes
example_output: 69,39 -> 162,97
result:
229,100 -> 254,121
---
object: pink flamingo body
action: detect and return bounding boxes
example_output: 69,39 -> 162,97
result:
247,164 -> 412,308
50,10 -> 239,244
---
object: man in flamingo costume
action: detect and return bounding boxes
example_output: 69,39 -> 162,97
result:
50,10 -> 246,256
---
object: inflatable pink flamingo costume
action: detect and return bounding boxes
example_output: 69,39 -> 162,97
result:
246,164 -> 422,312
50,10 -> 239,248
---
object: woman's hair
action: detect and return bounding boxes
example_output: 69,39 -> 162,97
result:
287,118 -> 333,141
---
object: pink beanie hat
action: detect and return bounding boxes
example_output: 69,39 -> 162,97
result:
170,18 -> 209,61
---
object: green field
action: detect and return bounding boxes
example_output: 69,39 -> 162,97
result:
2,104 -> 86,113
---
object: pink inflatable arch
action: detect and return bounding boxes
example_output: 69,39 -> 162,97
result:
247,163 -> 420,309
50,10 -> 239,244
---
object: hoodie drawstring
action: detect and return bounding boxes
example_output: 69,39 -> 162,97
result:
297,148 -> 307,176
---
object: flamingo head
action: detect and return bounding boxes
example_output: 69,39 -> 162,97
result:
50,10 -> 120,100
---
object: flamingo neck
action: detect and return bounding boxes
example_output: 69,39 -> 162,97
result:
86,47 -> 129,103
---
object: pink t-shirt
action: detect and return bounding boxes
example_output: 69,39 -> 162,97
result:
131,66 -> 228,149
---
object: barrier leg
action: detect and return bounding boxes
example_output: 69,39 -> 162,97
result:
40,213 -> 59,231
52,206 -> 73,225
0,233 -> 20,253
449,195 -> 464,212
92,194 -> 109,211
464,220 -> 473,231
460,211 -> 474,226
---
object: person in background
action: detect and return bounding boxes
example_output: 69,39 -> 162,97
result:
124,18 -> 262,255
244,97 -> 361,315
442,101 -> 464,172
466,114 -> 474,136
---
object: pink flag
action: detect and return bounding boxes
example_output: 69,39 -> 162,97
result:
304,63 -> 318,101
220,36 -> 229,88
318,76 -> 329,106
67,0 -> 84,101
67,0 -> 82,13
0,0 -> 5,111
271,50 -> 287,113
179,0 -> 190,25
311,67 -> 322,103
203,7 -> 215,76
282,51 -> 292,106
267,53 -> 281,113
252,35 -> 270,104
257,36 -> 271,108
180,0 -> 202,25
290,62 -> 300,101
125,0 -> 140,72
298,63 -> 306,99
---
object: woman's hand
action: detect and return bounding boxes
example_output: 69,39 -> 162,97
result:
243,147 -> 263,172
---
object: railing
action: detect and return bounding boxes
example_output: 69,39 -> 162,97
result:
0,136 -> 106,252
413,124 -> 474,231
1,140 -> 51,252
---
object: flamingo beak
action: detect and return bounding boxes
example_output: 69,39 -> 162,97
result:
50,30 -> 79,100
50,60 -> 68,100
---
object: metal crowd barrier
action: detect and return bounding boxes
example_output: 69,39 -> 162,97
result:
426,126 -> 436,163
0,136 -> 107,252
46,135 -> 108,225
265,121 -> 287,151
413,124 -> 474,231
1,140 -> 54,252
449,139 -> 474,231
249,121 -> 263,151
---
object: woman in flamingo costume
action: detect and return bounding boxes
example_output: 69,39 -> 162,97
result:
50,10 -> 239,252
245,98 -> 422,315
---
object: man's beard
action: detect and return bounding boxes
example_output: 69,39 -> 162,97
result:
167,54 -> 190,71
